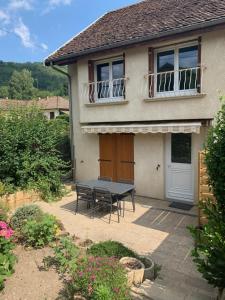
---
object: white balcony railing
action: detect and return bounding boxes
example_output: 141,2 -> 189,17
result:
147,66 -> 203,98
83,78 -> 127,103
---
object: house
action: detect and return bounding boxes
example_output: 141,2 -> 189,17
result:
0,96 -> 69,120
45,0 -> 225,204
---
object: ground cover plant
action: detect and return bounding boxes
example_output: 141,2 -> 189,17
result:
87,240 -> 139,260
0,106 -> 68,201
189,98 -> 225,299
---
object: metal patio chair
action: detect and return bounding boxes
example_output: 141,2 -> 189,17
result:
116,179 -> 135,213
75,184 -> 95,216
94,187 -> 120,223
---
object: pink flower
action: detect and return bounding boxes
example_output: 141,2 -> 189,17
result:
0,221 -> 7,229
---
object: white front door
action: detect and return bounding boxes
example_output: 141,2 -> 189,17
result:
166,133 -> 194,203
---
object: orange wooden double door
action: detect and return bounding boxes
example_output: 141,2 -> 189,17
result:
99,134 -> 134,182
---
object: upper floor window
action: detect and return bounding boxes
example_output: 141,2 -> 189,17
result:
148,42 -> 201,98
88,57 -> 125,103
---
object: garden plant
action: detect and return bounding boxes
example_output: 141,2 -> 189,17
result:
0,106 -> 68,201
189,98 -> 225,300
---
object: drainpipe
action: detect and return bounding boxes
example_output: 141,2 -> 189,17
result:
50,62 -> 76,181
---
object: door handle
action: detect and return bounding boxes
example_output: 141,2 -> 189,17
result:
120,161 -> 135,164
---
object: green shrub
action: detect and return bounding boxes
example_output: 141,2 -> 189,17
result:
10,204 -> 43,230
21,213 -> 58,248
87,241 -> 138,260
0,106 -> 68,201
0,202 -> 9,222
46,236 -> 79,274
0,221 -> 16,290
70,256 -> 130,300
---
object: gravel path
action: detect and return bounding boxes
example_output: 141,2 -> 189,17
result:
0,246 -> 63,300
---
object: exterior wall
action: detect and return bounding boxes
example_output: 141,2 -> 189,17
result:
71,28 -> 225,124
43,109 -> 60,120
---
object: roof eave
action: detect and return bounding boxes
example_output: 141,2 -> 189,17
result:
45,17 -> 225,66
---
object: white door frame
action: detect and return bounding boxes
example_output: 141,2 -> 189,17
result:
165,133 -> 194,203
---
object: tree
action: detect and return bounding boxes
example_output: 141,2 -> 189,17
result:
189,98 -> 225,300
0,106 -> 68,201
8,69 -> 35,100
0,86 -> 9,98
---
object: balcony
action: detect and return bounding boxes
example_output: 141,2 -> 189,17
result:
147,66 -> 203,99
83,78 -> 128,104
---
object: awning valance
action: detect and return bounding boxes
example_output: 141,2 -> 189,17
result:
81,122 -> 201,134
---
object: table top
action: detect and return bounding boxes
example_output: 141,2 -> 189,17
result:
76,180 -> 134,195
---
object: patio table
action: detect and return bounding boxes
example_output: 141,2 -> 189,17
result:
76,179 -> 135,213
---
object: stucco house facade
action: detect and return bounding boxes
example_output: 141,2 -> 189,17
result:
45,0 -> 225,205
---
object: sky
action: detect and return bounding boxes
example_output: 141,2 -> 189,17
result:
0,0 -> 137,63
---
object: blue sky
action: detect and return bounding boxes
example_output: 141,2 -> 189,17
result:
0,0 -> 137,62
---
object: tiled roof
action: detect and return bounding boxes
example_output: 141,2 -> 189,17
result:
45,0 -> 225,65
0,97 -> 69,110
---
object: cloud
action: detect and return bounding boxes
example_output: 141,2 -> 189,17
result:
41,43 -> 48,50
14,18 -> 35,48
43,0 -> 72,14
0,10 -> 10,24
8,0 -> 33,11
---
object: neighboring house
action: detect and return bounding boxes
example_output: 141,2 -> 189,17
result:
0,96 -> 69,120
45,0 -> 225,204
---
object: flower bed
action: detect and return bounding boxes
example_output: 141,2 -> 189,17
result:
0,221 -> 16,290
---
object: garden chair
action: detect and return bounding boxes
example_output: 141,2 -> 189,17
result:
75,184 -> 95,216
116,179 -> 135,214
93,187 -> 120,223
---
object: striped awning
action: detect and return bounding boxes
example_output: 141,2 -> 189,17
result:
81,122 -> 201,134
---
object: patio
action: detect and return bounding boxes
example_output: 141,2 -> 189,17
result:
38,191 -> 216,300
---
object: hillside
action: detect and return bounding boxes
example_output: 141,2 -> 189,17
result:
0,61 -> 68,96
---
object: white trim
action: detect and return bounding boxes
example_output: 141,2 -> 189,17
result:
154,41 -> 198,97
81,122 -> 201,134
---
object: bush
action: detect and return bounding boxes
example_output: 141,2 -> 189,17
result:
87,241 -> 138,260
0,202 -> 9,222
0,106 -> 67,201
21,213 -> 59,248
70,256 -> 130,300
10,204 -> 43,230
0,221 -> 16,290
189,99 -> 225,299
44,236 -> 79,274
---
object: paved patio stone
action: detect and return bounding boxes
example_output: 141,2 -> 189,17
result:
38,192 -> 217,300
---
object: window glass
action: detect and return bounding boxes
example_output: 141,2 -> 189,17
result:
171,133 -> 192,164
112,60 -> 124,97
179,46 -> 198,90
157,50 -> 174,92
97,63 -> 110,98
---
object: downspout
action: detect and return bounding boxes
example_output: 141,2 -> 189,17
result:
50,62 -> 76,181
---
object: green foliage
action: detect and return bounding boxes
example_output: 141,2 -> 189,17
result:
70,256 -> 130,300
10,204 -> 43,230
0,86 -> 9,98
0,61 -> 68,97
0,202 -> 9,222
189,201 -> 225,293
45,236 -> 79,274
9,69 -> 36,100
50,115 -> 71,163
87,240 -> 138,260
0,223 -> 16,290
0,106 -> 67,201
205,100 -> 225,215
189,100 -> 225,298
21,213 -> 58,248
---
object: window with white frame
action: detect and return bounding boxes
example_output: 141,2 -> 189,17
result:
155,43 -> 199,96
94,57 -> 125,100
